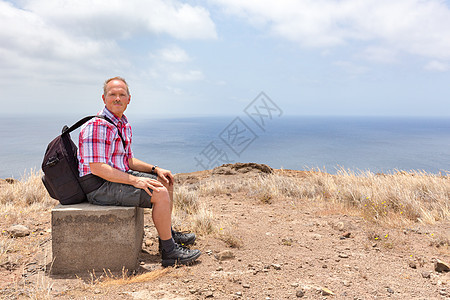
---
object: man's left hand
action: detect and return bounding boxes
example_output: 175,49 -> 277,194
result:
156,167 -> 174,186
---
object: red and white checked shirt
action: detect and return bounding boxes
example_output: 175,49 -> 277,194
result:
78,107 -> 134,176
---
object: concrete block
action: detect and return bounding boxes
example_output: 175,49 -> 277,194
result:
51,203 -> 144,275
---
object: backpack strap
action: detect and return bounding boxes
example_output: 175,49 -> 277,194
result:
62,115 -> 126,149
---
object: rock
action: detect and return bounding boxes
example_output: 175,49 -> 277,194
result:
271,263 -> 282,270
243,284 -> 250,289
338,253 -> 349,258
408,261 -> 417,269
205,291 -> 214,298
434,259 -> 450,273
341,232 -> 351,239
311,234 -> 322,240
5,178 -> 18,184
334,221 -> 345,231
7,225 -> 30,237
215,250 -> 235,261
212,163 -> 274,175
421,271 -> 431,279
387,287 -> 394,294
296,289 -> 305,297
319,287 -> 335,296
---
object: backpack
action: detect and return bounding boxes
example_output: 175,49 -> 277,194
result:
41,115 -> 118,205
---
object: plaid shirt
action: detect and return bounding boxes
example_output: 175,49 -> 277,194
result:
78,107 -> 133,176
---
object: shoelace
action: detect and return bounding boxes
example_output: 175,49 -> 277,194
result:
173,230 -> 191,237
174,244 -> 191,253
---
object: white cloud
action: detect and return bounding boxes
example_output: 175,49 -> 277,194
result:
333,60 -> 369,76
360,47 -> 398,64
157,46 -> 191,63
169,70 -> 204,81
213,0 -> 450,61
0,1 -> 117,82
0,2 -> 103,60
147,45 -> 204,82
20,0 -> 217,40
424,60 -> 449,72
0,0 -> 217,84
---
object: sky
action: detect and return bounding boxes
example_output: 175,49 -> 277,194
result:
1,0 -> 450,118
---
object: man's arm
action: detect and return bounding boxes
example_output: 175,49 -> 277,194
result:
90,162 -> 163,195
128,157 -> 174,186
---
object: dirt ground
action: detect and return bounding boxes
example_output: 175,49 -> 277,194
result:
1,168 -> 449,299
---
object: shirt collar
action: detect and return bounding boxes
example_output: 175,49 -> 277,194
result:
99,107 -> 128,126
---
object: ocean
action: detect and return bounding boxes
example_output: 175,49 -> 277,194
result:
1,114 -> 449,179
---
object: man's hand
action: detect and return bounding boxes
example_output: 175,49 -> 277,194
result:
89,162 -> 164,196
132,176 -> 164,196
155,167 -> 174,186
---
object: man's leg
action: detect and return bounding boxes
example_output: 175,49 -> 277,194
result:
157,177 -> 196,246
157,177 -> 174,214
151,185 -> 201,266
150,187 -> 172,240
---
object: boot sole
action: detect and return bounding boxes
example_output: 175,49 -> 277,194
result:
161,251 -> 201,267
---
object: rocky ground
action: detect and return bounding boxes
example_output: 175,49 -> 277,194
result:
1,165 -> 449,299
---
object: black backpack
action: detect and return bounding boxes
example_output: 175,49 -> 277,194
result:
41,115 -> 120,205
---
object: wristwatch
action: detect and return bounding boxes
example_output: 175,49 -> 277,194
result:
151,165 -> 158,173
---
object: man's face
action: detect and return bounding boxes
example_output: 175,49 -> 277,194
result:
102,80 -> 131,118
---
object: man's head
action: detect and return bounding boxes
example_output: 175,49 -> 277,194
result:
102,76 -> 131,118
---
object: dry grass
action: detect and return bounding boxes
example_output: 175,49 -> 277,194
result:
94,268 -> 169,287
216,228 -> 243,248
1,167 -> 448,235
172,185 -> 215,235
195,168 -> 449,226
0,170 -> 56,279
0,169 -> 56,219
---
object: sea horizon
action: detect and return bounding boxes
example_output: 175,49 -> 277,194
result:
1,114 -> 449,179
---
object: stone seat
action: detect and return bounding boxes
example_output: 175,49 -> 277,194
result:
51,203 -> 144,275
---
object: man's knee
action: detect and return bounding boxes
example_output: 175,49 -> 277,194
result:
150,187 -> 170,205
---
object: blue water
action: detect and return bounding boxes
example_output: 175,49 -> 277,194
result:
1,114 -> 449,179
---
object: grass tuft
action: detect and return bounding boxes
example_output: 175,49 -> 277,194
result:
172,185 -> 216,235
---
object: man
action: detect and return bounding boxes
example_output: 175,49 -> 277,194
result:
78,76 -> 200,267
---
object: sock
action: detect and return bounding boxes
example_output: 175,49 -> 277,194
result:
160,237 -> 175,253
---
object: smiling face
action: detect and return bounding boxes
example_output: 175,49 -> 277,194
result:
102,79 -> 131,118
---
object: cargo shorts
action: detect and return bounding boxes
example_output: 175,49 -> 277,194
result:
86,170 -> 157,208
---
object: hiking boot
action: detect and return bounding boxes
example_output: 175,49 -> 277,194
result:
158,230 -> 197,253
172,230 -> 196,246
161,244 -> 201,267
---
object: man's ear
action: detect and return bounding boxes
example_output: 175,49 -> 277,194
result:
102,94 -> 106,104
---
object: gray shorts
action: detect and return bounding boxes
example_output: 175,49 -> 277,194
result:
86,170 -> 157,208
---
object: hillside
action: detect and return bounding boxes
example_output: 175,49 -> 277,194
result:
0,163 -> 449,299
